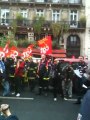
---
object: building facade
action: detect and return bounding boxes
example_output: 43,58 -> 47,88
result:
0,0 -> 86,58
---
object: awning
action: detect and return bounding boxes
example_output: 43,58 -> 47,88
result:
49,54 -> 66,58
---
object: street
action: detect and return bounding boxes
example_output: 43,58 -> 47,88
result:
0,91 -> 80,120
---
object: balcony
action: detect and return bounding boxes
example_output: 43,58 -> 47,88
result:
0,19 -> 86,32
0,0 -> 82,5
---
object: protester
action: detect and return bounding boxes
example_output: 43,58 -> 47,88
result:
0,57 -> 10,96
37,54 -> 47,95
0,104 -> 19,120
74,56 -> 87,104
51,59 -> 58,101
27,58 -> 37,92
14,57 -> 25,97
62,63 -> 74,99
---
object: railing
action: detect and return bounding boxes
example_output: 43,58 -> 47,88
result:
0,0 -> 82,4
0,19 -> 86,29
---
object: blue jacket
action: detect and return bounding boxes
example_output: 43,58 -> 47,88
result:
0,60 -> 5,72
80,89 -> 90,120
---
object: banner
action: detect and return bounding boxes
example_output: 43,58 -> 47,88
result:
3,41 -> 10,57
21,45 -> 34,59
0,47 -> 5,58
10,46 -> 19,59
37,36 -> 52,55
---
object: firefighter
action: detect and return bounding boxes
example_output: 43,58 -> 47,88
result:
27,58 -> 37,92
37,54 -> 47,95
42,62 -> 50,96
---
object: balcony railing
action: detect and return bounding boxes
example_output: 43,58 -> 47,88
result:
0,19 -> 86,29
0,0 -> 82,4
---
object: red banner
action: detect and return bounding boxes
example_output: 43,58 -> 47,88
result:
3,41 -> 10,57
0,47 -> 5,58
37,36 -> 52,55
21,45 -> 34,59
10,46 -> 19,59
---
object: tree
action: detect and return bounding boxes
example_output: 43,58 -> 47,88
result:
51,22 -> 61,42
33,16 -> 45,40
0,33 -> 17,48
51,21 -> 69,47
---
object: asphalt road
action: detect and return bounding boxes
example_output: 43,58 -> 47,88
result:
0,91 -> 80,120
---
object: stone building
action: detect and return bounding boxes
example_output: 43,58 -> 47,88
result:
0,0 -> 86,58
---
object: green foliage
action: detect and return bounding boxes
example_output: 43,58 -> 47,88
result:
17,39 -> 37,48
0,32 -> 17,47
16,13 -> 23,21
51,22 -> 69,38
52,40 -> 61,49
59,22 -> 69,34
33,16 -> 45,35
0,36 -> 7,47
51,22 -> 61,38
17,39 -> 29,47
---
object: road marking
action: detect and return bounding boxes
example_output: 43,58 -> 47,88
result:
0,96 -> 34,100
64,98 -> 77,101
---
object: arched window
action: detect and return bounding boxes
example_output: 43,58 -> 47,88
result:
66,35 -> 80,58
67,35 -> 80,47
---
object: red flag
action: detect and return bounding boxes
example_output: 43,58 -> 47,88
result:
0,47 -> 5,58
3,41 -> 10,57
10,46 -> 19,59
38,36 -> 52,55
21,44 -> 34,59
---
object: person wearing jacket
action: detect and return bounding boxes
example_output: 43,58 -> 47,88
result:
37,54 -> 47,95
51,59 -> 58,101
0,57 -> 10,96
27,58 -> 37,92
14,57 -> 25,97
62,63 -> 74,99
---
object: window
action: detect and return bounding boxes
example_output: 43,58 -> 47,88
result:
36,0 -> 44,2
20,9 -> 28,18
69,0 -> 79,3
52,0 -> 60,3
1,9 -> 10,25
70,10 -> 78,27
20,0 -> 29,2
67,35 -> 80,46
36,9 -> 44,17
2,0 -> 8,1
52,10 -> 60,22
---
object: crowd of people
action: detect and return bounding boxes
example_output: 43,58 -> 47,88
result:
0,54 -> 89,102
0,55 -> 90,120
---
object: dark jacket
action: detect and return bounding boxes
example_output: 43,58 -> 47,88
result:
6,115 -> 19,120
0,115 -> 5,120
80,89 -> 90,120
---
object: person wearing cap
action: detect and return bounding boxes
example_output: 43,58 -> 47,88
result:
0,104 -> 19,120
